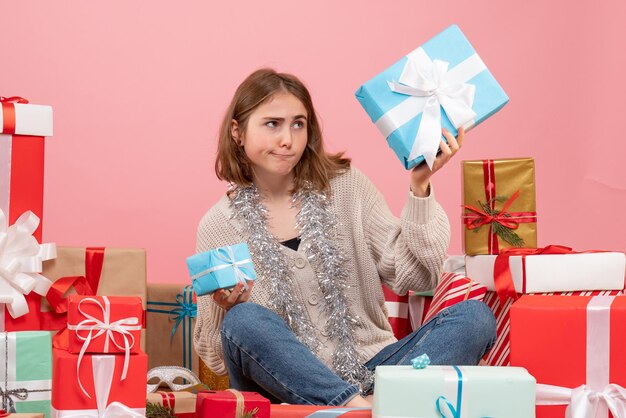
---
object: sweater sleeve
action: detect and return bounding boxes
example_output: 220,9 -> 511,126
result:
361,173 -> 450,295
192,210 -> 229,376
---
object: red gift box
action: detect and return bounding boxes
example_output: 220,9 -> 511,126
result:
0,96 -> 53,332
510,295 -> 626,418
196,390 -> 270,418
382,285 -> 411,339
67,294 -> 143,355
51,347 -> 147,416
270,404 -> 371,417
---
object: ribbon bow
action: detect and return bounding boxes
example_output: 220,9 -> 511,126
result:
169,289 -> 197,340
463,190 -> 524,231
0,209 -> 56,319
58,356 -> 144,417
387,57 -> 477,169
537,383 -> 626,418
0,386 -> 28,413
0,97 -> 28,104
67,296 -> 141,398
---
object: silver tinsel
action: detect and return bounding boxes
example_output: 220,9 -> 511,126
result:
230,184 -> 373,390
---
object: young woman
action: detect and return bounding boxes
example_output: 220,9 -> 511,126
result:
193,68 -> 496,407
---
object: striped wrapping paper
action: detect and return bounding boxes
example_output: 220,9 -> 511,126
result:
382,286 -> 411,339
482,289 -> 623,366
422,272 -> 487,324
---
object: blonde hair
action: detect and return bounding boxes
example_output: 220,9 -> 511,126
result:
215,68 -> 351,193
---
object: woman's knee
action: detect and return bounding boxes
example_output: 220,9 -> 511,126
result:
221,302 -> 277,339
454,300 -> 496,344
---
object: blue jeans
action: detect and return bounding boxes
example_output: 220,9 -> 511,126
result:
220,300 -> 496,406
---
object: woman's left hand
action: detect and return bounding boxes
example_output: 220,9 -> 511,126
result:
410,127 -> 464,197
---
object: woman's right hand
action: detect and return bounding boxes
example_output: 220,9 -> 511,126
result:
212,281 -> 254,311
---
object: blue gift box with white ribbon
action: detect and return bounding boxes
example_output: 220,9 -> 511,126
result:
186,243 -> 256,296
355,24 -> 509,170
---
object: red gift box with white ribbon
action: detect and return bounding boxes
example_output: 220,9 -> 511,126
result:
195,390 -> 270,418
51,347 -> 147,417
510,295 -> 626,418
67,294 -> 142,355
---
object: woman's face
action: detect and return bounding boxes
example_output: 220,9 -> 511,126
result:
234,92 -> 308,182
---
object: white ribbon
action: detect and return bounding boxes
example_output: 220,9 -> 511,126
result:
375,48 -> 486,169
0,209 -> 56,326
67,296 -> 141,398
536,296 -> 625,417
192,246 -> 253,290
52,356 -> 144,418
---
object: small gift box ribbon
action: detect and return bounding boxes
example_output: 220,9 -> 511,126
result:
535,296 -> 626,418
0,209 -> 56,325
0,96 -> 28,135
54,355 -> 144,417
191,246 -> 254,295
304,407 -> 371,417
375,48 -> 486,169
68,296 -> 141,398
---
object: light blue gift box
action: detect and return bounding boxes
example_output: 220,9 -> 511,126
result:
186,243 -> 256,296
0,331 -> 52,417
372,365 -> 536,418
355,24 -> 509,170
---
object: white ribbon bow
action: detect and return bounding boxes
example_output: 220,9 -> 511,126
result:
375,48 -> 487,170
537,383 -> 626,418
56,356 -> 144,418
67,296 -> 142,398
0,209 -> 56,322
193,246 -> 253,290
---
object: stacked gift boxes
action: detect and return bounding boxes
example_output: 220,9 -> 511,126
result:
51,295 -> 147,416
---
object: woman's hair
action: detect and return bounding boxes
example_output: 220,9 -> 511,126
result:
215,68 -> 351,193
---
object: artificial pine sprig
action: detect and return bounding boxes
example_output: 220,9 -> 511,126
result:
472,196 -> 525,247
241,407 -> 260,418
146,401 -> 176,418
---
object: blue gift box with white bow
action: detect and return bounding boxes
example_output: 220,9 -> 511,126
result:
355,24 -> 509,170
186,243 -> 256,296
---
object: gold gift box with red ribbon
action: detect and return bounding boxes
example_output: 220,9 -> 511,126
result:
462,158 -> 537,255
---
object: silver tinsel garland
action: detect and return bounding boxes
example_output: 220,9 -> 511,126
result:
229,184 -> 373,389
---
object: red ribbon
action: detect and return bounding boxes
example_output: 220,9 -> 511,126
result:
0,96 -> 28,135
159,392 -> 177,409
43,248 -> 105,331
462,160 -> 537,254
0,410 -> 9,417
493,245 -> 605,303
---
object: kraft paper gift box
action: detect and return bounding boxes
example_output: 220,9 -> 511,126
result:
195,390 -> 270,418
67,295 -> 142,355
373,365 -> 536,418
0,332 -> 51,417
465,247 -> 625,293
270,404 -> 371,417
40,247 -> 146,348
1,97 -> 54,332
146,284 -> 198,374
510,295 -> 626,418
51,347 -> 147,417
146,391 -> 196,418
355,25 -> 509,170
187,243 -> 256,296
462,158 -> 537,255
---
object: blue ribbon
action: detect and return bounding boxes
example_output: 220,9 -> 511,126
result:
304,407 -> 371,417
146,285 -> 197,371
435,366 -> 463,418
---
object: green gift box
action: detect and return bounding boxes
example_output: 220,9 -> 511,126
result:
0,331 -> 52,417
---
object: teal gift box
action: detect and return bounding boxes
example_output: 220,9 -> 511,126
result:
372,365 -> 535,417
355,24 -> 509,170
187,243 -> 256,296
0,331 -> 52,417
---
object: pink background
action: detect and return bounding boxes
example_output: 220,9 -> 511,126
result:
2,1 -> 624,283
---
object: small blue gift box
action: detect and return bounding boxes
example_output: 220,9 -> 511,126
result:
186,243 -> 256,296
355,24 -> 509,170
